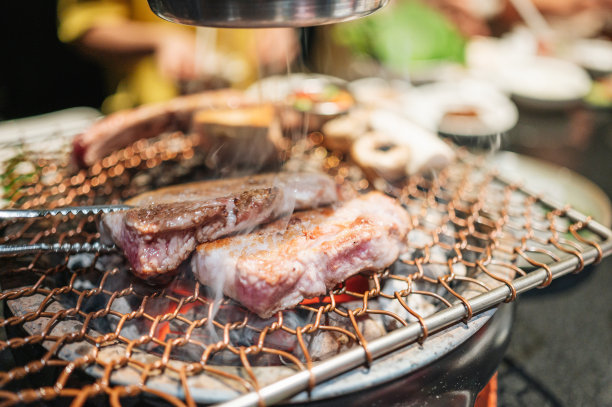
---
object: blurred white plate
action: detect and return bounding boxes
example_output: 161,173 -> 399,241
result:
563,38 -> 612,77
499,56 -> 592,110
403,79 -> 519,137
467,33 -> 593,110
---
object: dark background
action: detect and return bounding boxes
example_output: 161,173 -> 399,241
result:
500,107 -> 612,407
0,1 -> 106,120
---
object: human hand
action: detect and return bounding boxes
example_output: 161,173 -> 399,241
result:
530,0 -> 600,16
155,29 -> 198,80
255,28 -> 299,74
431,0 -> 492,37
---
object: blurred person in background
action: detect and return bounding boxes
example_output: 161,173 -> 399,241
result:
309,0 -> 612,79
309,0 -> 473,79
57,0 -> 299,113
428,0 -> 612,40
496,0 -> 612,38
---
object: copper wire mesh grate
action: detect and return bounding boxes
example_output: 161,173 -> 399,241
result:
0,130 -> 611,407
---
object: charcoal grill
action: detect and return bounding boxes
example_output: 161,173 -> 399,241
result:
0,110 -> 611,407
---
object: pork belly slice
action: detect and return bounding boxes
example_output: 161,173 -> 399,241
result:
193,192 -> 411,318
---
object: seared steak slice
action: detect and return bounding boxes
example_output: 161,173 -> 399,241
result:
192,192 -> 410,318
102,172 -> 338,281
73,89 -> 248,167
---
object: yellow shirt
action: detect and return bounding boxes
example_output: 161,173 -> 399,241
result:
58,0 -> 260,112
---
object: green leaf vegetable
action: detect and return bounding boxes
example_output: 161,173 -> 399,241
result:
333,0 -> 466,72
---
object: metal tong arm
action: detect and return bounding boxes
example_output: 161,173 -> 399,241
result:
0,205 -> 132,219
0,205 -> 132,256
0,241 -> 120,256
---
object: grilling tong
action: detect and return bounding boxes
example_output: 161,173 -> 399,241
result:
0,205 -> 131,256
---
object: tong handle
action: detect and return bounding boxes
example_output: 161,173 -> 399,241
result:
0,205 -> 131,219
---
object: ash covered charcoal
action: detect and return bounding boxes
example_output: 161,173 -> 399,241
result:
150,302 -> 314,366
61,253 -> 146,341
379,221 -> 469,330
239,310 -> 312,366
378,269 -> 439,332
154,304 -> 231,363
101,172 -> 338,282
402,227 -> 468,292
307,303 -> 386,361
66,253 -> 95,270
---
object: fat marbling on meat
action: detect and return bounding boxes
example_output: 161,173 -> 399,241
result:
102,172 -> 338,281
192,191 -> 411,318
